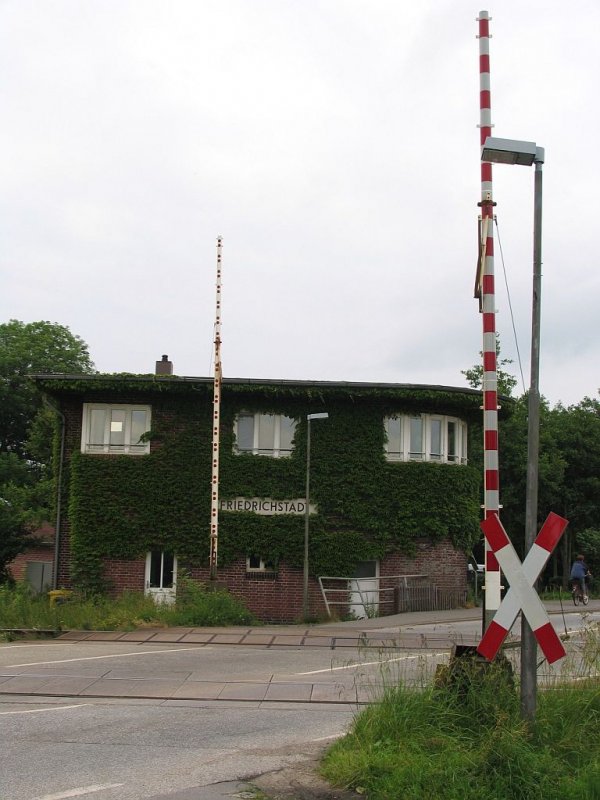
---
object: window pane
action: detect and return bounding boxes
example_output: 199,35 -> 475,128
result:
149,551 -> 162,588
110,409 -> 126,446
279,416 -> 296,454
248,554 -> 261,570
258,414 -> 275,452
130,409 -> 148,448
89,409 -> 106,449
353,560 -> 377,578
409,418 -> 423,459
385,417 -> 402,458
447,421 -> 457,462
162,552 -> 174,588
461,423 -> 468,463
237,415 -> 254,451
430,419 -> 442,460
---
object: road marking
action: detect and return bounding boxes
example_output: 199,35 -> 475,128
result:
33,784 -> 124,800
4,647 -> 203,668
0,703 -> 89,715
297,652 -> 447,675
1,643 -> 80,649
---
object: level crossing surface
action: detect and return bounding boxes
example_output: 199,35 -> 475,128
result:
1,603 -> 598,800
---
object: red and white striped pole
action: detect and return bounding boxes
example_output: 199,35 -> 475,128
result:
477,10 -> 502,628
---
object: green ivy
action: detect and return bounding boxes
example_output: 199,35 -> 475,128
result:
49,379 -> 483,593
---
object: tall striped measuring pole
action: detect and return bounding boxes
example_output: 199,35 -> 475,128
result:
476,11 -> 502,628
209,237 -> 223,581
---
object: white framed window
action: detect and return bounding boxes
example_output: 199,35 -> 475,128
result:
384,414 -> 467,464
81,404 -> 151,455
428,417 -> 443,462
409,417 -> 424,461
145,550 -> 177,605
246,554 -> 277,572
234,412 -> 296,458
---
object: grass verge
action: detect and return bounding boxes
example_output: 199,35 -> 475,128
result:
321,659 -> 600,800
0,577 -> 255,631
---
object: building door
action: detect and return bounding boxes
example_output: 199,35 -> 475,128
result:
25,561 -> 53,594
349,560 -> 379,618
145,550 -> 177,604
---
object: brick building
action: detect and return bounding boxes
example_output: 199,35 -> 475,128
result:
34,360 -> 483,622
8,522 -> 55,592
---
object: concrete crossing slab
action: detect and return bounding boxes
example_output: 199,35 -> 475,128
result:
264,682 -> 313,702
78,678 -> 140,696
171,681 -> 226,699
218,682 -> 269,701
3,601 -> 596,705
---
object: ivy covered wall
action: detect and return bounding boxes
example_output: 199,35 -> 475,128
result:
40,376 -> 484,594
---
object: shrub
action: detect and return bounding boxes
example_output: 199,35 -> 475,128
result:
0,579 -> 255,631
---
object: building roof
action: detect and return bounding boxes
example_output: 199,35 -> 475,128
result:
33,372 -> 482,396
33,373 -> 491,418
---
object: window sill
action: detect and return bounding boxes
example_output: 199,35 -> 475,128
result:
385,457 -> 467,465
245,572 -> 279,581
82,448 -> 150,456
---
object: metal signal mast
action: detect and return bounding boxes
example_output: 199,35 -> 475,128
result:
209,237 -> 223,581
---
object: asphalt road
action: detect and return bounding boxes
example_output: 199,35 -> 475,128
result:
0,639 -> 444,800
0,629 -> 457,800
1,603 -> 598,800
0,695 -> 353,800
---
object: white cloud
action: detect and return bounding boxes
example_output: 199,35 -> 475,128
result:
0,0 -> 598,406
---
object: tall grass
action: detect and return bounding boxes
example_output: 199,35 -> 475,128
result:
322,652 -> 600,800
0,578 -> 255,632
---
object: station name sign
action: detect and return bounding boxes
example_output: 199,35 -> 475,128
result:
219,497 -> 316,515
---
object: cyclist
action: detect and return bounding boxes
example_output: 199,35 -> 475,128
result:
570,554 -> 591,601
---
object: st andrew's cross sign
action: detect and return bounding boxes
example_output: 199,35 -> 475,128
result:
477,512 -> 569,664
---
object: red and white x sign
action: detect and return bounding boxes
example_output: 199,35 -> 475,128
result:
477,512 -> 569,664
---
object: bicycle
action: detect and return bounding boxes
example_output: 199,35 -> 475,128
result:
571,579 -> 589,606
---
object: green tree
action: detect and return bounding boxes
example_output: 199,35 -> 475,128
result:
575,529 -> 600,578
461,335 -> 519,397
498,394 -> 565,557
546,397 -> 600,583
0,320 -> 94,459
549,398 -> 600,531
0,320 -> 94,579
462,341 -> 565,558
464,337 -> 600,581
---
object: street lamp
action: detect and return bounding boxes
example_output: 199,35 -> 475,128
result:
481,135 -> 545,722
304,412 -> 329,619
481,137 -> 540,166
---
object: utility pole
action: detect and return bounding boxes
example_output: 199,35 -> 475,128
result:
521,152 -> 544,721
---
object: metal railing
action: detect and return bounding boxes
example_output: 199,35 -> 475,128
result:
318,574 -> 466,618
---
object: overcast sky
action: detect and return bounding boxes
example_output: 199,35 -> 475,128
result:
1,1 -> 597,406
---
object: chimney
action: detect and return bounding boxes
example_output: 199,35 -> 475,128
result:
155,354 -> 173,375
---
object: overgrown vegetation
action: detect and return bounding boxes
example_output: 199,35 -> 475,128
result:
52,380 -> 483,594
322,657 -> 600,800
0,319 -> 95,580
0,578 -> 255,631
